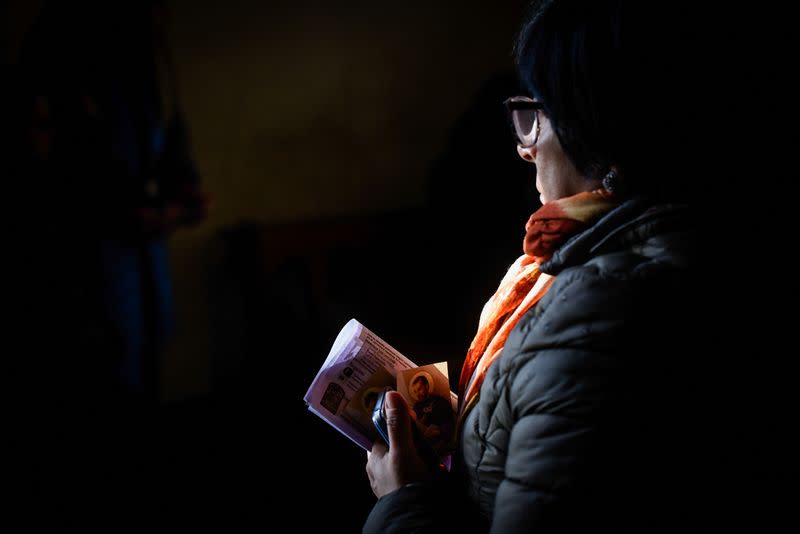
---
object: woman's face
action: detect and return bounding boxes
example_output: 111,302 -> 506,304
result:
411,379 -> 430,401
516,111 -> 600,204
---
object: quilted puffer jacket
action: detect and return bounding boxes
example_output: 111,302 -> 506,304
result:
364,197 -> 695,534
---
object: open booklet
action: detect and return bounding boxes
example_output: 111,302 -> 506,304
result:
304,319 -> 457,454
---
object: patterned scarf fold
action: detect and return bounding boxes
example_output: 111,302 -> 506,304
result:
457,189 -> 618,424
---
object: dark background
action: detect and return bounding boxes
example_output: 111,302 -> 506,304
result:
3,0 -> 538,530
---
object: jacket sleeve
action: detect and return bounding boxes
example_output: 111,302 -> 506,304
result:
362,483 -> 441,534
363,480 -> 486,534
487,269 -> 641,533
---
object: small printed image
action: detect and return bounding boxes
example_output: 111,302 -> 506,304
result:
397,365 -> 456,456
342,366 -> 395,439
321,382 -> 345,415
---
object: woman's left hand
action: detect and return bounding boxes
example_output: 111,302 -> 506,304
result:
366,391 -> 431,498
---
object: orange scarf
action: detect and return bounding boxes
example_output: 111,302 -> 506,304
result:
457,189 -> 618,423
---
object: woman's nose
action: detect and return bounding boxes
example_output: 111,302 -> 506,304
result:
516,144 -> 536,162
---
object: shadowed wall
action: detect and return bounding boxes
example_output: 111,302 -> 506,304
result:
161,0 -> 532,399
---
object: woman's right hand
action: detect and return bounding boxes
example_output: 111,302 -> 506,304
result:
365,391 -> 431,498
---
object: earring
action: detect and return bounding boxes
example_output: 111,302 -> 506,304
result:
602,169 -> 620,193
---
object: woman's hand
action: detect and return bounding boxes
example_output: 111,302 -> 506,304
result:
366,391 -> 431,498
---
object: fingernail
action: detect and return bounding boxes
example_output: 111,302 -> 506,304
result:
385,391 -> 399,409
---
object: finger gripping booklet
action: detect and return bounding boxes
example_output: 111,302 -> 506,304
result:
303,319 -> 457,455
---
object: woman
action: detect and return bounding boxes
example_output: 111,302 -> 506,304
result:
364,1 -> 695,532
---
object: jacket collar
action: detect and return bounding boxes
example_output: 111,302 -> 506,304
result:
539,196 -> 690,275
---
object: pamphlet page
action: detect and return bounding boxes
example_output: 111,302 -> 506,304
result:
304,319 -> 457,454
304,319 -> 416,450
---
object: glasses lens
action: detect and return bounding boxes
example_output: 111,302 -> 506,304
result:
511,109 -> 538,147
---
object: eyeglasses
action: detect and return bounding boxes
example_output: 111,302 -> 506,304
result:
504,96 -> 545,148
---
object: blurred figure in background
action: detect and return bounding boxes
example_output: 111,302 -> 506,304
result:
15,0 -> 207,401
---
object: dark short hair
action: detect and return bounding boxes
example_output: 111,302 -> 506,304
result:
515,0 -> 688,198
412,375 -> 430,386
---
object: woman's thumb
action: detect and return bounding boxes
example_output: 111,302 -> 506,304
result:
385,391 -> 413,448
